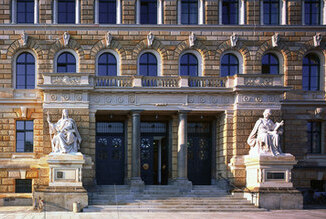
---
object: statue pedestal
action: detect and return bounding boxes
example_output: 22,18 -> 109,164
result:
33,153 -> 88,211
236,154 -> 303,209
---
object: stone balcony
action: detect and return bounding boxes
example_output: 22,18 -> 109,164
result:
40,73 -> 285,90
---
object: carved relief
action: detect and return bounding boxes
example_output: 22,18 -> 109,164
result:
313,33 -> 322,47
244,77 -> 273,86
106,32 -> 113,47
238,94 -> 281,103
52,76 -> 81,85
21,32 -> 28,46
147,32 -> 154,47
272,33 -> 279,47
230,33 -> 238,47
189,32 -> 196,47
20,106 -> 27,118
63,32 -> 70,47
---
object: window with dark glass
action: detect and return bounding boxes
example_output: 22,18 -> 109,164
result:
181,0 -> 198,24
99,0 -> 116,24
180,53 -> 198,76
15,179 -> 32,193
16,52 -> 35,89
222,0 -> 238,24
302,54 -> 320,91
98,53 -> 117,76
140,0 -> 157,24
305,0 -> 321,25
307,121 -> 322,154
262,53 -> 279,74
16,120 -> 33,153
57,52 -> 76,73
58,0 -> 75,24
221,54 -> 239,76
139,53 -> 157,76
263,0 -> 279,25
17,0 -> 34,23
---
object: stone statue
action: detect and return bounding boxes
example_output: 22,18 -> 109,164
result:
47,109 -> 82,154
247,109 -> 284,156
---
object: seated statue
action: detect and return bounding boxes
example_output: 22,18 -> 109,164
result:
247,109 -> 284,156
47,109 -> 82,153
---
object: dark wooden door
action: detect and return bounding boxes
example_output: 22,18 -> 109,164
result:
140,136 -> 155,185
187,123 -> 211,185
96,122 -> 124,185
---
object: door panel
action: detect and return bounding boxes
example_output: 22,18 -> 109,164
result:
96,122 -> 125,185
140,136 -> 154,185
187,135 -> 211,185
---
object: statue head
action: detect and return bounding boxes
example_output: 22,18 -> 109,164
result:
263,109 -> 272,119
62,109 -> 69,119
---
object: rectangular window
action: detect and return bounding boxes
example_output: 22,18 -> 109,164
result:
16,120 -> 33,152
305,0 -> 321,25
17,0 -> 34,24
140,0 -> 157,24
58,0 -> 75,24
181,0 -> 198,24
263,0 -> 279,25
307,121 -> 322,153
15,179 -> 32,193
99,0 -> 117,24
222,0 -> 239,24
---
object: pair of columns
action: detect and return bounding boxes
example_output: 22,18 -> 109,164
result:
130,110 -> 189,185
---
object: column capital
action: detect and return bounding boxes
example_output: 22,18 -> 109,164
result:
178,110 -> 191,114
131,110 -> 144,115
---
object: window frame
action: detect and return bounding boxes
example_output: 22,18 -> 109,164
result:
261,0 -> 281,25
95,0 -> 119,24
136,0 -> 163,24
302,53 -> 321,91
307,121 -> 322,154
15,120 -> 34,153
54,50 -> 79,73
302,0 -> 322,25
262,53 -> 280,75
179,50 -> 203,76
137,50 -> 162,76
96,50 -> 120,76
179,53 -> 199,76
13,50 -> 37,90
220,51 -> 243,76
53,0 -> 80,24
221,0 -> 239,25
12,0 -> 38,24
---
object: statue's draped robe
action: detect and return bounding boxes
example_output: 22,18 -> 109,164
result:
49,118 -> 82,153
247,118 -> 283,156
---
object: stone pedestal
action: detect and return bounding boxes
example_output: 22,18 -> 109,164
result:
239,154 -> 303,209
33,153 -> 88,211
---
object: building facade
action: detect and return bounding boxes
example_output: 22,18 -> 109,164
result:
0,0 -> 325,204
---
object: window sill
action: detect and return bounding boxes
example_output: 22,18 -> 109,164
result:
12,154 -> 35,159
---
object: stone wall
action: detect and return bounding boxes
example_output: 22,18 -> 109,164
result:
164,0 -> 177,24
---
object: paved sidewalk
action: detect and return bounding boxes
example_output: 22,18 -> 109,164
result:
0,207 -> 326,219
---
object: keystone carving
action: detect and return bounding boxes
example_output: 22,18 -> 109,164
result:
272,33 -> 279,47
313,33 -> 322,47
147,32 -> 154,47
63,32 -> 70,47
230,33 -> 238,47
106,32 -> 113,47
21,32 -> 28,46
189,32 -> 196,47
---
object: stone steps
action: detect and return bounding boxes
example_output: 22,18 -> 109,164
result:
86,185 -> 264,212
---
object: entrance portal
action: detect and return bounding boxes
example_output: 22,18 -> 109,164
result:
140,122 -> 168,185
96,122 -> 125,185
187,122 -> 212,185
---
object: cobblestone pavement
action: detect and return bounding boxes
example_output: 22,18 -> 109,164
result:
0,207 -> 326,219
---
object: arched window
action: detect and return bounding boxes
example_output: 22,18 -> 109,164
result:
221,54 -> 239,77
181,0 -> 198,24
139,53 -> 157,76
180,53 -> 198,76
16,52 -> 35,89
262,53 -> 279,74
57,52 -> 76,73
302,53 -> 320,91
98,52 -> 117,76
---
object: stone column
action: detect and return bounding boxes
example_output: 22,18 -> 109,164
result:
175,110 -> 192,192
130,110 -> 144,191
53,0 -> 58,24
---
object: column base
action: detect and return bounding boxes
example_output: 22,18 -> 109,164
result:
174,178 -> 192,192
130,177 -> 144,192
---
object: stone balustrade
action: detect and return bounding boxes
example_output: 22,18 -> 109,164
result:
40,73 -> 286,90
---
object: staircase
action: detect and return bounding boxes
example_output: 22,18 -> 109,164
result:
85,185 -> 266,212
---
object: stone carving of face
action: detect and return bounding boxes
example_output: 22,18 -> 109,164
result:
263,109 -> 272,119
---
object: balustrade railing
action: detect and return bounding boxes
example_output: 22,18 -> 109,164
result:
141,76 -> 179,87
188,77 -> 226,87
95,76 -> 133,87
